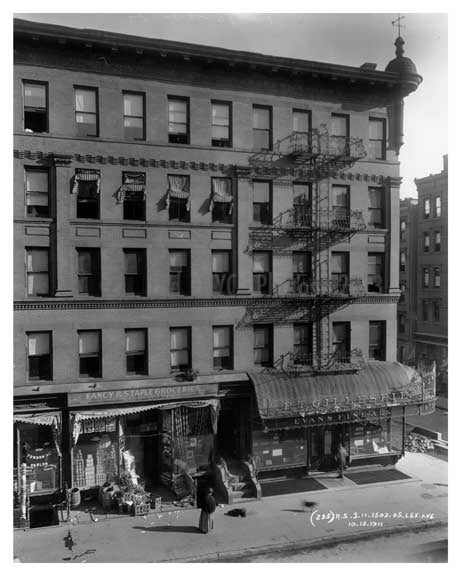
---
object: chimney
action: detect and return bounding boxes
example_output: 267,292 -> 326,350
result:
443,154 -> 448,172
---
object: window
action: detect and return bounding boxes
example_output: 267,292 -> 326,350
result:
211,178 -> 233,223
368,118 -> 386,160
368,253 -> 385,293
400,219 -> 406,241
25,169 -> 49,217
422,300 -> 430,322
253,251 -> 271,294
169,250 -> 191,295
213,326 -> 233,369
332,322 -> 350,362
331,113 -> 349,155
77,248 -> 101,296
423,267 -> 430,288
292,109 -> 311,151
368,187 -> 385,228
253,181 -> 272,225
433,301 -> 441,323
170,327 -> 191,371
293,183 -> 311,226
332,185 -> 350,226
124,249 -> 146,296
252,105 -> 272,150
212,250 -> 232,294
121,172 -> 146,220
27,332 -> 52,380
435,196 -> 441,217
211,101 -> 231,147
167,175 -> 190,222
331,252 -> 349,293
400,282 -> 406,303
253,325 -> 273,366
168,97 -> 189,144
434,267 -> 441,288
74,169 -> 100,219
369,321 -> 386,361
424,199 -> 430,219
292,252 -> 312,294
294,324 -> 312,363
75,87 -> 98,137
23,81 -> 48,133
78,330 -> 102,378
398,313 -> 406,334
26,248 -> 49,296
424,232 -> 430,252
400,251 -> 406,272
126,329 -> 147,375
123,92 -> 145,140
435,231 -> 441,252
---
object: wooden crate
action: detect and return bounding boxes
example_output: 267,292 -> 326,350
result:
131,503 -> 150,516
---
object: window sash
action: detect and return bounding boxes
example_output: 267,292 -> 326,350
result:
28,332 -> 50,356
212,251 -> 230,273
170,250 -> 188,269
24,83 -> 47,109
331,252 -> 348,274
293,183 -> 311,204
253,107 -> 270,129
293,111 -> 310,133
213,327 -> 231,349
331,114 -> 348,137
27,249 -> 49,273
332,186 -> 349,209
124,93 -> 143,117
253,252 -> 270,273
435,197 -> 441,216
75,88 -> 97,113
125,251 -> 144,274
253,181 -> 270,203
79,331 -> 100,355
126,329 -> 146,353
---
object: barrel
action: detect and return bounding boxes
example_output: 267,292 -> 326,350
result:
70,487 -> 81,509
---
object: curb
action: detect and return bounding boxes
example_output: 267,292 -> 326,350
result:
165,519 -> 447,563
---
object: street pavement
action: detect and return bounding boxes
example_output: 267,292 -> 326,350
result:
13,452 -> 448,563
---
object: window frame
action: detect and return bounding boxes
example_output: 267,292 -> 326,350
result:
434,231 -> 441,252
78,330 -> 102,378
293,323 -> 312,362
25,167 -> 50,218
212,250 -> 233,295
252,104 -> 272,151
400,251 -> 406,272
211,177 -> 233,224
423,267 -> 430,288
424,232 -> 430,252
26,247 -> 50,297
212,325 -> 233,370
369,320 -> 386,361
170,327 -> 191,372
253,324 -> 273,367
77,247 -> 101,297
432,301 -> 441,323
123,91 -> 146,141
292,251 -> 312,294
422,300 -> 430,322
332,321 -> 351,362
122,171 -> 146,221
253,251 -> 272,295
125,328 -> 148,375
433,267 -> 441,288
168,96 -> 190,144
424,199 -> 430,219
331,251 -> 350,293
252,180 -> 272,225
74,85 -> 99,137
331,113 -> 350,155
435,196 -> 441,217
123,248 -> 147,296
368,117 -> 386,160
27,331 -> 52,381
368,187 -> 385,229
75,170 -> 100,220
23,80 -> 49,133
169,249 -> 191,296
211,100 -> 232,148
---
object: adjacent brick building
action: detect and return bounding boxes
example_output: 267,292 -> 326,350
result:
14,19 -> 434,520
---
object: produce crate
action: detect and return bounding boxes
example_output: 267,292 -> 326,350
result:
131,503 -> 150,516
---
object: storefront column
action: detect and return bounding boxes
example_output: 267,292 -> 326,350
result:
52,154 -> 73,298
234,169 -> 252,295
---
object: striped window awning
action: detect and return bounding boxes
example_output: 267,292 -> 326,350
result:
210,178 -> 233,213
117,173 -> 146,203
72,169 -> 101,195
166,175 -> 190,210
14,411 -> 61,428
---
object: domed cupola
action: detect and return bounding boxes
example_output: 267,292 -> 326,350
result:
385,36 -> 422,92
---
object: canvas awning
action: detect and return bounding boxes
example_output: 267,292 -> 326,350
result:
249,361 -> 435,420
166,175 -> 190,210
71,169 -> 101,195
13,411 -> 61,428
117,173 -> 146,203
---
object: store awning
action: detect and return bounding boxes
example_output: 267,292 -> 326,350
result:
13,411 -> 61,428
249,361 -> 435,420
71,399 -> 220,443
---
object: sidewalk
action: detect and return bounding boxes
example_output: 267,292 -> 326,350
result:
13,453 -> 448,563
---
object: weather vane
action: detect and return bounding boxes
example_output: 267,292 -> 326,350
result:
392,14 -> 405,37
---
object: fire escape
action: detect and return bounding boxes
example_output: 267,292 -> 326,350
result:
237,126 -> 368,373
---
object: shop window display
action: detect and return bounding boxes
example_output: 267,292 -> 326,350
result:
350,421 -> 391,456
252,428 -> 306,469
18,423 -> 60,493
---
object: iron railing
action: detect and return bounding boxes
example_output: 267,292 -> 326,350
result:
273,277 -> 365,298
266,348 -> 366,374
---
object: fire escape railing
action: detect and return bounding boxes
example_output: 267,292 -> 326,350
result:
273,277 -> 365,298
265,347 -> 366,374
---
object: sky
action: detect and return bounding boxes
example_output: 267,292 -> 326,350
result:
14,10 -> 448,199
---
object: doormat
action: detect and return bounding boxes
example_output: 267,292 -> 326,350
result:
261,477 -> 326,497
345,468 -> 411,485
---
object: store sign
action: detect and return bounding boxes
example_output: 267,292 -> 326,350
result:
68,383 -> 218,406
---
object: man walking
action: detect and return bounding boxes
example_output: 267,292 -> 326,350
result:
335,442 -> 348,479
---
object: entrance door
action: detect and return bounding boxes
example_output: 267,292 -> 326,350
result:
217,398 -> 250,461
308,425 -> 345,471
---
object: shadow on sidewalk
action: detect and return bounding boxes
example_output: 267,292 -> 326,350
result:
132,525 -> 200,534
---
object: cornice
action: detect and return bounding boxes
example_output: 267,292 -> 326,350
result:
14,149 -> 395,184
14,294 -> 400,311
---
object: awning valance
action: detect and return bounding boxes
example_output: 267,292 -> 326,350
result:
117,173 -> 146,203
72,169 -> 101,195
249,361 -> 435,420
13,411 -> 61,428
210,178 -> 233,213
71,399 -> 219,443
166,175 -> 190,210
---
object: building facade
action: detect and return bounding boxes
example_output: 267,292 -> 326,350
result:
398,156 -> 448,395
14,19 -> 434,519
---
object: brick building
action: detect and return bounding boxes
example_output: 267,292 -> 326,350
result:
398,156 -> 448,395
14,19 -> 435,517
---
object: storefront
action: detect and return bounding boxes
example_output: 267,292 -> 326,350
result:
249,361 -> 436,474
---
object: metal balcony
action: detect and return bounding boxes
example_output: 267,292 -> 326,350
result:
274,207 -> 366,234
268,348 -> 366,374
273,277 -> 365,298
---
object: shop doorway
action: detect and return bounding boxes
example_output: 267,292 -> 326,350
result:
217,398 -> 250,461
308,424 -> 346,471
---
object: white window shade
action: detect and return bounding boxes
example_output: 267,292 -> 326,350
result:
331,253 -> 347,274
170,251 -> 188,268
333,323 -> 347,342
369,188 -> 383,208
253,252 -> 270,272
253,107 -> 270,129
369,120 -> 384,139
27,250 -> 48,272
28,333 -> 50,356
26,192 -> 48,206
27,274 -> 49,295
125,252 -> 140,274
253,181 -> 270,203
293,112 -> 309,132
331,115 -> 347,136
171,350 -> 189,366
75,89 -> 96,113
126,330 -> 145,353
124,94 -> 143,116
212,251 -> 230,273
213,327 -> 230,348
24,84 -> 46,108
170,328 -> 188,350
332,186 -> 349,207
79,332 -> 100,355
254,327 -> 268,347
26,171 -> 48,192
